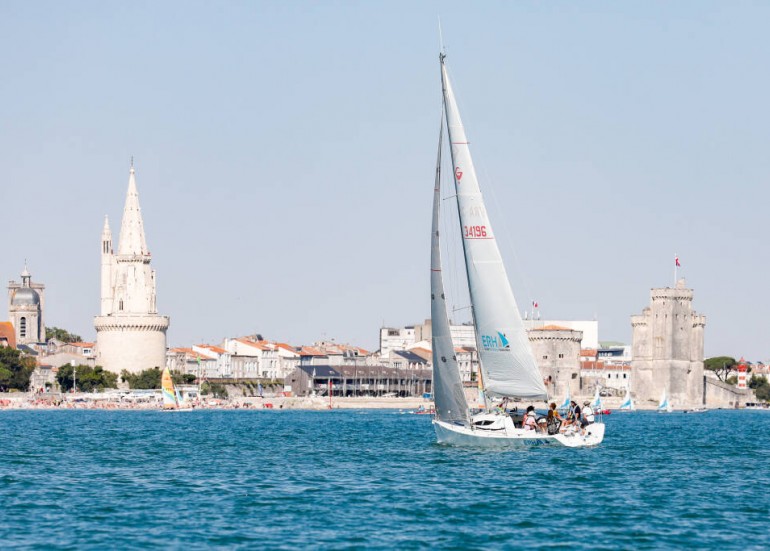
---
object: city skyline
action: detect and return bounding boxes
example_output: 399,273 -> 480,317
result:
2,2 -> 769,359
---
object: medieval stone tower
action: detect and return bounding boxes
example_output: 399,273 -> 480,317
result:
528,325 -> 582,402
94,165 -> 169,374
8,263 -> 45,345
631,279 -> 706,408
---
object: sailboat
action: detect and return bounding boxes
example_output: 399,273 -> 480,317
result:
430,53 -> 604,447
591,387 -> 602,410
618,388 -> 635,411
161,367 -> 193,412
657,388 -> 673,413
558,386 -> 571,413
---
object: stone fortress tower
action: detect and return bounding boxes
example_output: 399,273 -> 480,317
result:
528,325 -> 583,402
8,263 -> 45,345
94,164 -> 169,374
631,279 -> 706,408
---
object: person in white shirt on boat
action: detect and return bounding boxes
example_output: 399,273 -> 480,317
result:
523,407 -> 538,431
581,401 -> 595,434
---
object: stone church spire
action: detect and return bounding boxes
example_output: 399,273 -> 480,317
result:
117,165 -> 150,258
95,163 -> 169,375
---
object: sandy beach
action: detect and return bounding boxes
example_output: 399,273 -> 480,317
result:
0,392 -> 682,411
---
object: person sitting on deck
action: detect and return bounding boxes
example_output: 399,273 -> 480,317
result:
523,406 -> 537,431
564,400 -> 581,430
546,402 -> 562,435
581,401 -> 595,434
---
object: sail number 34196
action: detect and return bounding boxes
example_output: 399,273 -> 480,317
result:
464,225 -> 488,238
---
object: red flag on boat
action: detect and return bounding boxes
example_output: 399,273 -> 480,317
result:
675,255 -> 681,267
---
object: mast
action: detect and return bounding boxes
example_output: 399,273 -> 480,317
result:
439,53 -> 547,400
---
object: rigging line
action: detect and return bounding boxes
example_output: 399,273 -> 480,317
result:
476,157 -> 536,311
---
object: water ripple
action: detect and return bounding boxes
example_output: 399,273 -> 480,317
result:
0,409 -> 768,548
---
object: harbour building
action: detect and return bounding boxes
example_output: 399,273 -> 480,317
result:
94,165 -> 169,374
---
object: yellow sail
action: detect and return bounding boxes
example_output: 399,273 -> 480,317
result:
161,367 -> 177,409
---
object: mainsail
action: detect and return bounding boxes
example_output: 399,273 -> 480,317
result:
161,367 -> 178,409
431,114 -> 470,424
440,55 -> 547,400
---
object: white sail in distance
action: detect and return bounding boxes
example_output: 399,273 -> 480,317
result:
431,112 -> 470,424
440,55 -> 547,400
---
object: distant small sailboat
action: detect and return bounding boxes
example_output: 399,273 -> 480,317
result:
618,389 -> 635,411
162,367 -> 193,412
657,389 -> 673,413
591,388 -> 602,410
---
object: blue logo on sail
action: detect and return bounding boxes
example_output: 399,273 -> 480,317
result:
481,331 -> 511,351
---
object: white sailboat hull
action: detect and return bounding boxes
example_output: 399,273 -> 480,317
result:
433,417 -> 605,448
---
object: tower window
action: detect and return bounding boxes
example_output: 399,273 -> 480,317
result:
20,317 -> 27,337
119,300 -> 124,311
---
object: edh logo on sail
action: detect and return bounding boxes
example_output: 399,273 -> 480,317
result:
481,331 -> 510,351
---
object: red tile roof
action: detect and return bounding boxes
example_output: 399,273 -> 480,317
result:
0,322 -> 16,349
196,344 -> 227,355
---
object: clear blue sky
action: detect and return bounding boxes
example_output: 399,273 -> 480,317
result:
2,1 -> 768,360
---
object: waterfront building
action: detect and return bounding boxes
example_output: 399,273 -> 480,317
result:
631,279 -> 706,407
284,364 -> 432,397
379,326 -> 417,357
381,349 -> 429,371
94,165 -> 170,374
167,347 -> 218,379
380,321 -> 476,357
224,337 -> 301,379
7,263 -> 45,346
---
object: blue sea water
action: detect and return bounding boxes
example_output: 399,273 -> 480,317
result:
0,409 -> 768,550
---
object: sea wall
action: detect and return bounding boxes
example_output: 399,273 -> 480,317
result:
705,378 -> 754,408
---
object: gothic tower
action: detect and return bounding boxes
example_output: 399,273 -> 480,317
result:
631,279 -> 706,408
8,263 -> 46,345
94,164 -> 170,374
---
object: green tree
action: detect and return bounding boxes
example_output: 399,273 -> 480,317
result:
57,364 -> 118,392
45,327 -> 83,343
704,356 -> 736,382
172,372 -> 197,385
0,347 -> 36,391
121,367 -> 162,389
749,374 -> 770,402
120,368 -> 194,389
200,382 -> 228,399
